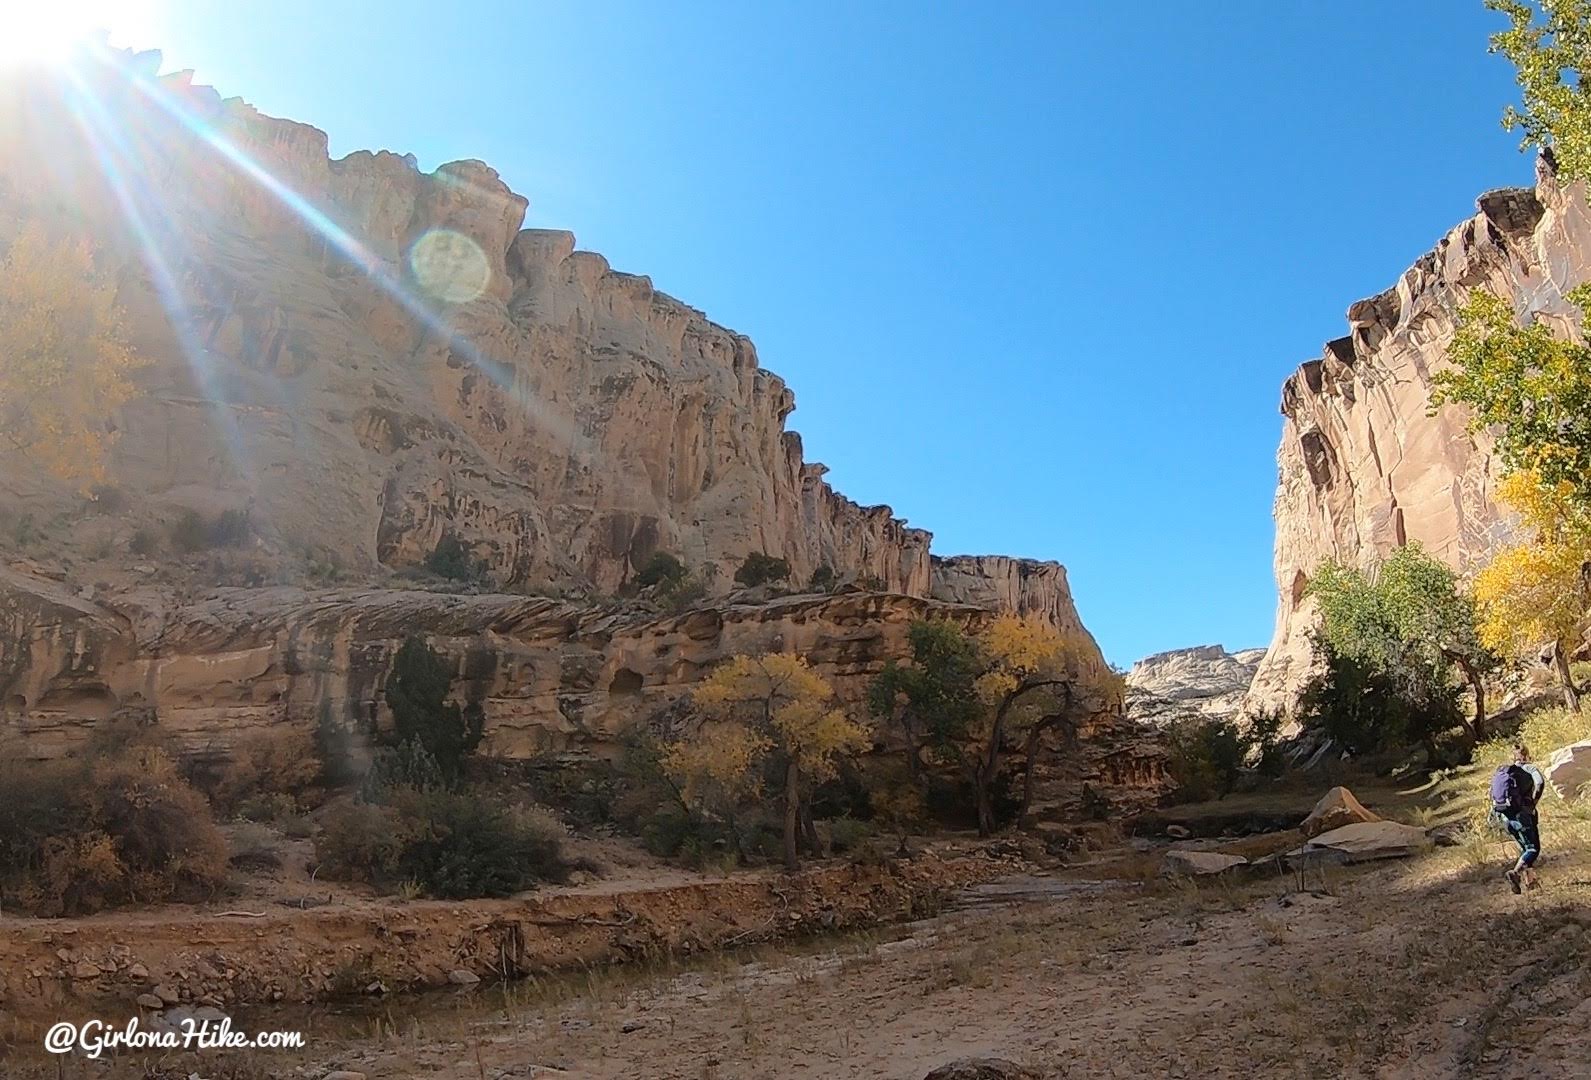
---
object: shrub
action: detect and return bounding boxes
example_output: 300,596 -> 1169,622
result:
733,552 -> 790,588
361,739 -> 446,799
87,484 -> 128,514
658,574 -> 707,612
316,792 -> 575,899
0,735 -> 228,915
314,802 -> 403,885
826,816 -> 871,854
809,564 -> 837,592
168,507 -> 252,553
128,528 -> 158,556
227,822 -> 286,871
392,792 -> 572,899
211,729 -> 322,816
635,551 -> 687,589
1164,717 -> 1246,802
425,533 -> 485,583
384,637 -> 482,782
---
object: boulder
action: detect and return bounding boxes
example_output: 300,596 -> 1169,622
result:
1300,786 -> 1380,839
1545,740 -> 1591,802
1162,850 -> 1248,876
1298,820 -> 1430,863
922,1059 -> 1040,1080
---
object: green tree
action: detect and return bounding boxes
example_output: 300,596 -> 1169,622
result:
733,552 -> 791,588
634,551 -> 687,588
1488,0 -> 1591,183
1432,286 -> 1591,507
1298,644 -> 1463,759
384,637 -> 483,782
1308,543 -> 1498,739
867,619 -> 983,785
870,615 -> 1103,836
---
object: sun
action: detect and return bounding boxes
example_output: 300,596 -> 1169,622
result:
0,0 -> 162,67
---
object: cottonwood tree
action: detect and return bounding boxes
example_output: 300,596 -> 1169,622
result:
870,615 -> 1101,836
0,225 -> 146,485
665,653 -> 868,870
1489,0 -> 1591,183
1433,287 -> 1591,506
1308,543 -> 1498,739
1474,470 -> 1591,710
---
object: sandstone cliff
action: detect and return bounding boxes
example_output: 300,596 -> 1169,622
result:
1250,154 -> 1591,713
0,50 -> 1082,641
1126,645 -> 1264,727
0,49 -> 1155,812
0,566 -> 1170,813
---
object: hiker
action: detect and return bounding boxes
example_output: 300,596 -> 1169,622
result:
1490,743 -> 1545,893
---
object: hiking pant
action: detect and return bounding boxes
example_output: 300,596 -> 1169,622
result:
1504,812 -> 1541,868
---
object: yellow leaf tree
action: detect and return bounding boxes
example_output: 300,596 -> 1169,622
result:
969,615 -> 1104,836
0,225 -> 146,485
665,653 -> 868,870
1474,470 -> 1591,711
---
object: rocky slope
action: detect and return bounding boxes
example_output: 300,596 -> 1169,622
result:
1250,154 -> 1591,713
0,49 -> 1075,620
1125,645 -> 1264,727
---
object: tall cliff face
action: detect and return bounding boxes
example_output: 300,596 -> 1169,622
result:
0,52 -> 1084,644
1250,156 -> 1591,713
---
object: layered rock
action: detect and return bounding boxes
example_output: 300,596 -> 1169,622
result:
0,567 -> 1170,812
1250,154 -> 1591,713
0,51 -> 1004,604
0,48 -> 1144,816
1125,645 -> 1264,727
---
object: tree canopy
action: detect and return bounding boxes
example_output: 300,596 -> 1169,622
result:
1474,470 -> 1591,709
1308,543 -> 1496,737
1489,0 -> 1591,183
0,225 -> 146,485
665,652 -> 868,869
1433,286 -> 1591,507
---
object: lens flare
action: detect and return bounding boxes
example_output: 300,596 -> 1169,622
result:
0,0 -> 161,67
408,229 -> 491,304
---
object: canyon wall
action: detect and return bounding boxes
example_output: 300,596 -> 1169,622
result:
1250,155 -> 1591,713
0,567 -> 1169,814
0,51 -> 1062,614
0,48 -> 1150,810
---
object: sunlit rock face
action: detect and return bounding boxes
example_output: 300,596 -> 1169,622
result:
1249,155 -> 1591,714
0,49 -> 1136,806
1126,645 -> 1264,727
0,48 -> 1077,623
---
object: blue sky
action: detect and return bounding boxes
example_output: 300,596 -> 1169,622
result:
119,2 -> 1530,665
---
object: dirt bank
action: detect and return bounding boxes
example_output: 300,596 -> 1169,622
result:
0,853 -> 1005,1032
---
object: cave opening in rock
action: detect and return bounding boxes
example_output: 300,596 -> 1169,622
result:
608,668 -> 644,698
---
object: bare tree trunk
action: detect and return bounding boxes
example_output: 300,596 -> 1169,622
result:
1555,643 -> 1582,713
799,798 -> 821,855
782,760 -> 801,871
1020,726 -> 1042,818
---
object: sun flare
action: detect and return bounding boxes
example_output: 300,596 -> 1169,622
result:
0,0 -> 161,67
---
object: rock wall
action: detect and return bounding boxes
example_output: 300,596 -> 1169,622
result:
1250,155 -> 1591,713
0,50 -> 1005,603
0,566 -> 1169,812
1126,645 -> 1264,727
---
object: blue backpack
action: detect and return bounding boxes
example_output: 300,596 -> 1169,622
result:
1490,764 -> 1529,815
